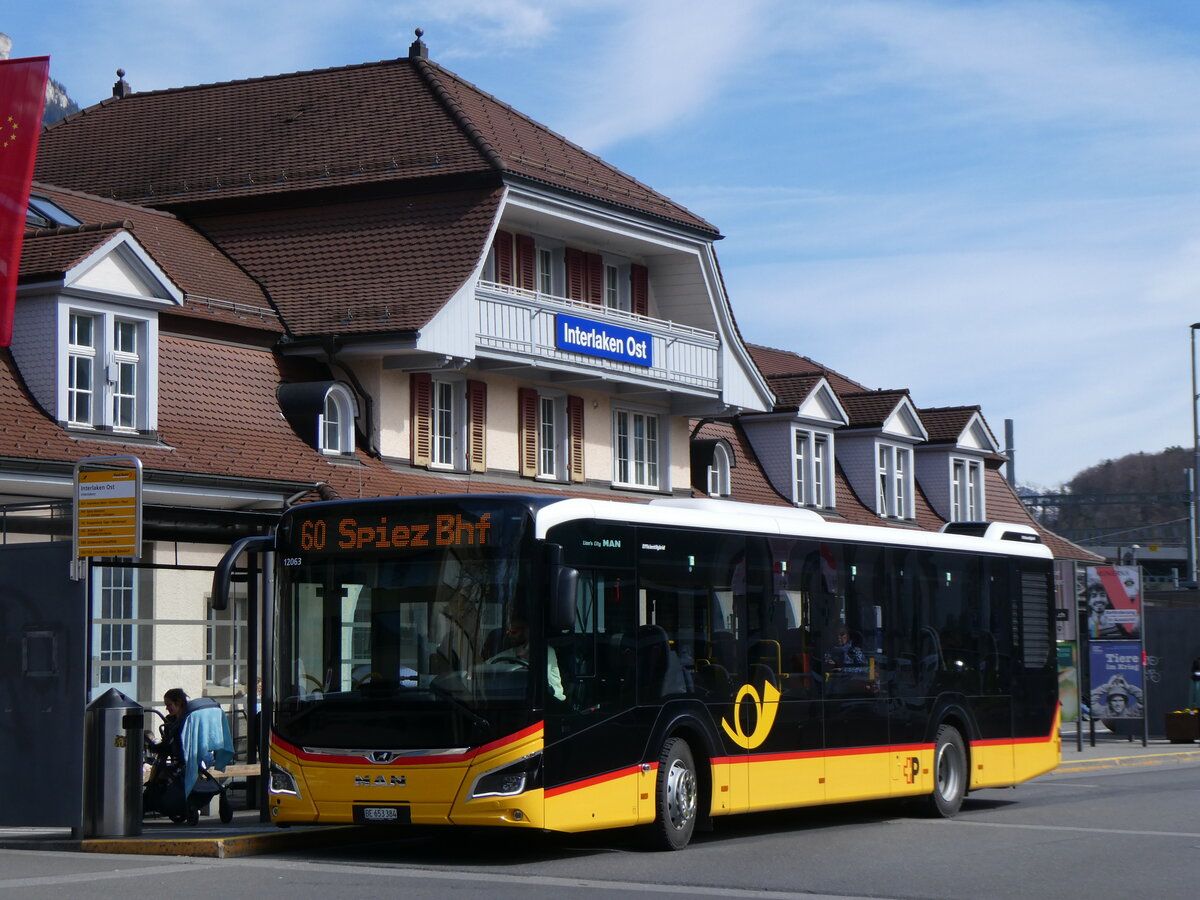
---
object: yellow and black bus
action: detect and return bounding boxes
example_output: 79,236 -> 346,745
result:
246,494 -> 1059,849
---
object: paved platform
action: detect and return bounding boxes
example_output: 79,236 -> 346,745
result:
0,808 -> 365,859
2,734 -> 1196,858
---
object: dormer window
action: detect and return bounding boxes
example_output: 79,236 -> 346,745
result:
877,442 -> 913,519
707,442 -> 731,497
61,305 -> 154,433
950,458 -> 983,520
319,384 -> 358,455
794,428 -> 832,508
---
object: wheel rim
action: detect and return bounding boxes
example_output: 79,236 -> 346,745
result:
665,758 -> 697,830
934,742 -> 961,801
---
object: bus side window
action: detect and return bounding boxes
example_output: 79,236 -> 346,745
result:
563,569 -> 636,713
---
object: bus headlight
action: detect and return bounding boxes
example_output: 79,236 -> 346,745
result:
269,762 -> 300,797
470,753 -> 542,799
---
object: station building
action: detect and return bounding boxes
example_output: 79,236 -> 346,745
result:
3,34 -> 1096,726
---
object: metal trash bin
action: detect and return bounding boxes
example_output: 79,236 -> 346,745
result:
83,688 -> 144,837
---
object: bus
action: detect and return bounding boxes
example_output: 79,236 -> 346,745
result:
218,494 -> 1060,850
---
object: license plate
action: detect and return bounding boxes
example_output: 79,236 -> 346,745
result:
354,805 -> 410,824
362,807 -> 398,822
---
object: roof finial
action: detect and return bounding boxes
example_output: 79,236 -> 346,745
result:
408,27 -> 428,59
113,68 -> 131,99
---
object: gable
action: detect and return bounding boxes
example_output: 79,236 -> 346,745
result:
67,232 -> 183,307
960,416 -> 998,453
796,380 -> 848,427
882,399 -> 928,442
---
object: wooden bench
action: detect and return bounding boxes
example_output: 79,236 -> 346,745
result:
208,764 -> 262,780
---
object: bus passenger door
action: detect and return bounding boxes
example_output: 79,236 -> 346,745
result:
542,540 -> 644,833
811,543 -> 891,803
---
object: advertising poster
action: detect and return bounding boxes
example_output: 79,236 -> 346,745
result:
1057,643 -> 1079,723
1089,642 -> 1144,719
1083,565 -> 1141,640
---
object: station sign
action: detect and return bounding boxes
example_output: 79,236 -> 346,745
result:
73,456 -> 142,560
555,313 -> 652,367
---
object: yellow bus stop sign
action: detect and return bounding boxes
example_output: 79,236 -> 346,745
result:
74,457 -> 142,559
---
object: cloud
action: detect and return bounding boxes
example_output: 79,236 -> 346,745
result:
556,0 -> 771,150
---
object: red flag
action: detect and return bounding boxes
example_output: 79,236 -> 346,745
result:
0,57 -> 49,348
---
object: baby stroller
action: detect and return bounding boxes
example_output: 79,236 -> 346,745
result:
143,697 -> 235,825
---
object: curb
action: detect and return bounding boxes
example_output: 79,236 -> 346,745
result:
0,825 -> 366,860
1054,749 -> 1200,774
80,825 -> 364,859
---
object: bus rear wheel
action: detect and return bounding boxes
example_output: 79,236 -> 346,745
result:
927,724 -> 967,817
646,737 -> 698,850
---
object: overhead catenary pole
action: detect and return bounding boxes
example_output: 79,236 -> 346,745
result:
1191,324 -> 1200,585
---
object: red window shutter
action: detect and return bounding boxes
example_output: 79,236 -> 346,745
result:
518,388 -> 538,478
516,235 -> 536,292
568,395 -> 585,483
631,264 -> 649,317
564,247 -> 584,302
410,373 -> 432,467
585,253 -> 604,305
494,230 -> 514,286
467,380 -> 487,473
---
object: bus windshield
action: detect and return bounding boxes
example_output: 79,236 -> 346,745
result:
273,499 -> 541,751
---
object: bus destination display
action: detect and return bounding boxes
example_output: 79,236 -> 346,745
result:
293,512 -> 493,552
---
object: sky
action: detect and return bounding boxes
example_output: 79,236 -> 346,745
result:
5,0 -> 1200,490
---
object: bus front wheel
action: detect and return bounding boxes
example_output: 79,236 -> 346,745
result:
646,737 -> 698,851
927,724 -> 967,817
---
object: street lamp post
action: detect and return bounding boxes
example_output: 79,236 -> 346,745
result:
1191,324 -> 1200,585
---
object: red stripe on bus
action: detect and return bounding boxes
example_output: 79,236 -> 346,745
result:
544,764 -> 647,798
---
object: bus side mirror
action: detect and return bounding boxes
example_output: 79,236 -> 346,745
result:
212,534 -> 274,611
548,566 -> 578,633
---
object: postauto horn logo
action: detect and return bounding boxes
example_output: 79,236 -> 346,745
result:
721,681 -> 781,749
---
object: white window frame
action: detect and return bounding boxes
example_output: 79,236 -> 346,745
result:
794,428 -> 833,508
613,407 -> 662,490
67,312 -> 97,426
876,442 -> 913,519
91,565 -> 138,699
430,376 -> 466,470
60,303 -> 155,433
535,390 -> 570,481
950,457 -> 983,521
534,236 -> 564,297
707,443 -> 731,497
319,383 -> 358,456
602,256 -> 630,312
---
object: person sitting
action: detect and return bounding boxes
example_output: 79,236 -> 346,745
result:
823,626 -> 868,674
489,613 -> 566,702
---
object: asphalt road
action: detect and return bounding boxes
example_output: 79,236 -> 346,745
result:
2,757 -> 1198,899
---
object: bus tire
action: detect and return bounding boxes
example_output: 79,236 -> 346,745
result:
927,724 -> 967,818
646,737 -> 698,851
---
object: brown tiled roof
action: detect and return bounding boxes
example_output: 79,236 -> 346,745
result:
423,62 -> 715,232
746,344 -> 869,398
194,188 -> 502,336
840,390 -> 912,429
918,405 -> 999,447
35,56 -> 714,234
23,184 -> 281,332
763,373 -> 823,410
18,226 -> 127,281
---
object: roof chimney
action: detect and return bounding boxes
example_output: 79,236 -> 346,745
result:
112,68 -> 131,99
408,28 -> 428,59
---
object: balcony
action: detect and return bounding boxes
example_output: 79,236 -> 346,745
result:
475,280 -> 720,395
